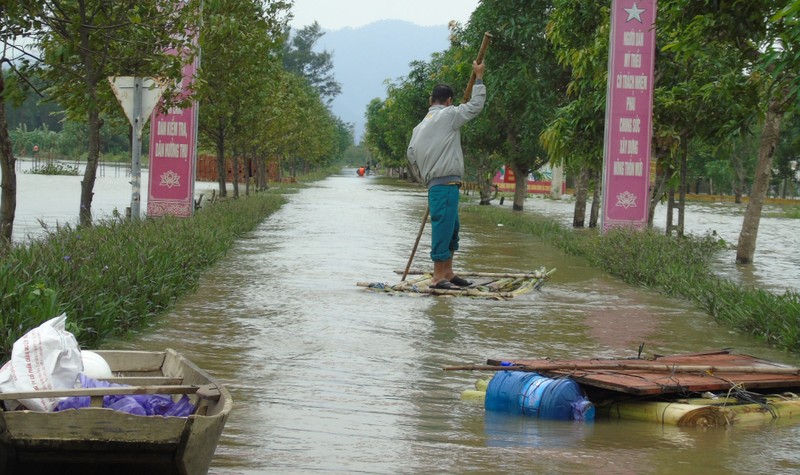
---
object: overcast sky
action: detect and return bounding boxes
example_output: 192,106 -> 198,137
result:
289,0 -> 481,31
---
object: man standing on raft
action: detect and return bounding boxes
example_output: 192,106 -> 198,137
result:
407,60 -> 486,290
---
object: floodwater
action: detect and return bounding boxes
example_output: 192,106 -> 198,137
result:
526,196 -> 800,295
9,164 -> 800,474
10,160 -> 218,242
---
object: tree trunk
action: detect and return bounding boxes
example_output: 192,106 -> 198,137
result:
677,137 -> 688,237
231,147 -> 240,199
648,154 -> 669,228
79,103 -> 101,227
244,154 -> 251,196
78,17 -> 101,227
666,188 -> 675,236
589,170 -> 600,228
215,127 -> 227,197
477,161 -> 495,205
509,160 -> 526,211
0,73 -> 17,243
572,166 -> 589,228
257,156 -> 268,190
736,100 -> 784,264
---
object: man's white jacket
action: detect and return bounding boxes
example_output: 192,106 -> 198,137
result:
407,84 -> 486,188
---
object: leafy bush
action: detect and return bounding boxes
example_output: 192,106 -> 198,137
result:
27,163 -> 80,175
0,190 -> 287,362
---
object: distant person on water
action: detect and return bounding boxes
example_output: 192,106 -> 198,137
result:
406,60 -> 486,290
357,166 -> 365,176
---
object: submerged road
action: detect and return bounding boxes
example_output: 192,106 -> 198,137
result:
101,169 -> 800,474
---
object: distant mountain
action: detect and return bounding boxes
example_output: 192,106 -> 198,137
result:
312,20 -> 452,142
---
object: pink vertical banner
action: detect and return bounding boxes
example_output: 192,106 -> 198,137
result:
147,20 -> 199,218
601,0 -> 657,230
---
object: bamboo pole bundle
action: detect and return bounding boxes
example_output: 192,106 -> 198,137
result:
395,269 -> 556,280
596,397 -> 800,427
460,389 -> 486,402
596,401 -> 730,427
485,278 -> 513,292
391,274 -> 431,292
359,272 -> 547,299
510,280 -> 535,296
427,287 -> 516,299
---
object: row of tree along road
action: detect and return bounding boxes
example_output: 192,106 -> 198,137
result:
1,1 -> 351,243
364,0 -> 800,265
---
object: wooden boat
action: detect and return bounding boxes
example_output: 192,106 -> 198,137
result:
0,348 -> 232,475
447,349 -> 800,427
357,267 -> 556,299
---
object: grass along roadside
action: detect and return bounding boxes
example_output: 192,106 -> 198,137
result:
463,204 -> 800,353
0,187 -> 291,362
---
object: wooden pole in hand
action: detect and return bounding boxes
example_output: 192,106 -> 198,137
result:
401,32 -> 492,282
401,206 -> 428,281
462,32 -> 492,102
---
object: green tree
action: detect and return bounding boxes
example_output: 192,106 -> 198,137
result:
197,0 -> 289,197
544,0 -> 760,234
0,0 -> 46,241
3,69 -> 62,132
663,0 -> 799,263
21,0 -> 197,226
540,0 -> 609,226
773,110 -> 800,199
465,0 -> 570,211
282,22 -> 342,104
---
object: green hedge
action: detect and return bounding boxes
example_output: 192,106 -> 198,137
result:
0,190 -> 287,361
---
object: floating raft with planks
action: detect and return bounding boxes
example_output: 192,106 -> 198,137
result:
356,267 -> 555,300
447,349 -> 800,427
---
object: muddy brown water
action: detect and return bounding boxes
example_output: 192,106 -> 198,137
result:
11,164 -> 800,473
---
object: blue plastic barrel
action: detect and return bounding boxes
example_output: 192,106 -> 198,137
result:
484,371 -> 594,421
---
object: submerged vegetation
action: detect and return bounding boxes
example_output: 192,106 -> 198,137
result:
777,207 -> 800,219
0,189 -> 289,361
27,162 -> 80,175
465,204 -> 800,353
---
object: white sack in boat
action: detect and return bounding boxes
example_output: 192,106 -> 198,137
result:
0,313 -> 83,411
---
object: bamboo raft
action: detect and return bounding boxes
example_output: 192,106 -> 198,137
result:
356,267 -> 555,300
448,349 -> 800,427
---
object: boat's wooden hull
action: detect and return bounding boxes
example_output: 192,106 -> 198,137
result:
0,349 -> 232,474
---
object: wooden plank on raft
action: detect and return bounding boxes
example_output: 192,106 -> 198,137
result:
451,350 -> 800,396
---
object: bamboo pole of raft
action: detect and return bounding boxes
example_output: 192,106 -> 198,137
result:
595,401 -> 732,427
442,363 -> 800,375
395,269 -> 556,279
427,287 -> 516,299
595,397 -> 800,427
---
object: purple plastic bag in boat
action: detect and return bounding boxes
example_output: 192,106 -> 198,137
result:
55,374 -> 194,416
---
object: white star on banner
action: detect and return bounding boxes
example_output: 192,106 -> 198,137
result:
625,2 -> 646,23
